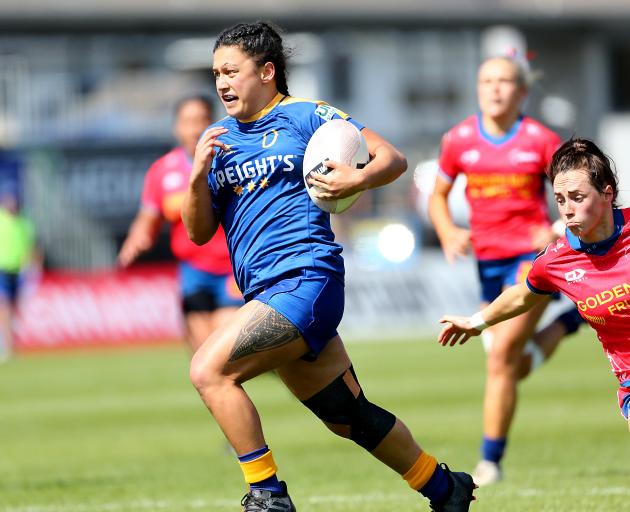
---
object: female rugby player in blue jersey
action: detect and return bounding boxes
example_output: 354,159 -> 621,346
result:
182,22 -> 475,512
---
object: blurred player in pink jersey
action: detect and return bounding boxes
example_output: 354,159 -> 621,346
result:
429,56 -> 584,485
439,137 -> 630,432
119,96 -> 242,352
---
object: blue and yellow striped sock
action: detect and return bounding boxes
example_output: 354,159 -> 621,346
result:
403,452 -> 450,503
237,445 -> 283,493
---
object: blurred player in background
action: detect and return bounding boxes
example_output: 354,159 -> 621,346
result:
183,21 -> 476,512
439,137 -> 630,431
0,154 -> 38,361
428,55 -> 584,485
118,96 -> 242,352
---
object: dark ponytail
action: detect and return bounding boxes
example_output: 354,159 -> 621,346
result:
548,138 -> 619,207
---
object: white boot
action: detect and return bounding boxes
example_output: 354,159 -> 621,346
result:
472,460 -> 502,487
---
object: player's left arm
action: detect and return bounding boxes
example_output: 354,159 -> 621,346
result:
308,127 -> 407,200
438,283 -> 548,346
118,210 -> 162,267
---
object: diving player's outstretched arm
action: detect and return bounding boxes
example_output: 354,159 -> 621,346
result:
438,283 -> 548,346
182,127 -> 228,245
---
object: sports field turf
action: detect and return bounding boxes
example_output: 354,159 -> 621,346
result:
1,331 -> 627,511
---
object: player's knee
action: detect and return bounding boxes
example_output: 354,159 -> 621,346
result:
350,393 -> 397,450
189,356 -> 209,393
189,351 -> 222,394
301,367 -> 396,451
486,342 -> 521,376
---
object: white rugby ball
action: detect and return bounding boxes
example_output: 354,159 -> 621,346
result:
303,119 -> 370,213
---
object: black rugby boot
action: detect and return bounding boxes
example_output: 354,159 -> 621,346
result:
241,481 -> 296,512
430,464 -> 476,512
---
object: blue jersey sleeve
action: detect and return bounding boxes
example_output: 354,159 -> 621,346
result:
286,100 -> 365,146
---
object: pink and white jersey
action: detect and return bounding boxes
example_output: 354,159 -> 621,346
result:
439,114 -> 561,260
527,208 -> 630,346
142,147 -> 232,275
527,208 -> 630,390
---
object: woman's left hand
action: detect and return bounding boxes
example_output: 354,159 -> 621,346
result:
307,160 -> 366,200
437,315 -> 481,346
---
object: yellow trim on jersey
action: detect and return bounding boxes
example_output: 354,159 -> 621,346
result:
240,93 -> 286,123
238,94 -> 351,123
239,450 -> 278,484
403,452 -> 438,490
330,106 -> 350,119
281,96 -> 350,119
281,96 -> 327,106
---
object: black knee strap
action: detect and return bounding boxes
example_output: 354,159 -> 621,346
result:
301,366 -> 396,451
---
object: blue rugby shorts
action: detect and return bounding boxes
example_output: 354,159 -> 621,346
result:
249,268 -> 344,359
476,251 -> 559,303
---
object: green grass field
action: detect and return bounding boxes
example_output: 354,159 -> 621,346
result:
1,332 -> 628,512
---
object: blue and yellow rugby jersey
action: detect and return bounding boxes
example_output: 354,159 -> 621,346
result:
206,93 -> 364,298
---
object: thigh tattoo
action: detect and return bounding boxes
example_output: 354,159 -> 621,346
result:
229,303 -> 300,361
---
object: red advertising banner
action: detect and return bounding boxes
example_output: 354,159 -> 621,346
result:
14,264 -> 183,350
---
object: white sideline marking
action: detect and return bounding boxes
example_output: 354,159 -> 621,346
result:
4,501 -> 174,512
492,487 -> 630,498
5,488 -> 630,511
307,492 -> 406,503
587,487 -> 630,496
3,493 -> 408,512
516,488 -> 544,497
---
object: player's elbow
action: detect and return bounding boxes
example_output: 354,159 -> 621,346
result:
184,220 -> 212,245
188,229 -> 211,246
190,235 -> 210,246
182,212 -> 216,245
392,149 -> 407,177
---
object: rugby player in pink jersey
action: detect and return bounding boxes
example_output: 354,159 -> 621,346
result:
119,96 -> 242,351
439,137 -> 630,433
429,56 -> 583,485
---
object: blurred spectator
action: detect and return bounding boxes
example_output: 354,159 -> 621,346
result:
0,150 -> 39,361
118,96 -> 242,352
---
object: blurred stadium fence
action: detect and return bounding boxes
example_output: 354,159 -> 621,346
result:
23,144 -> 167,269
15,264 -> 181,350
13,254 -> 481,350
